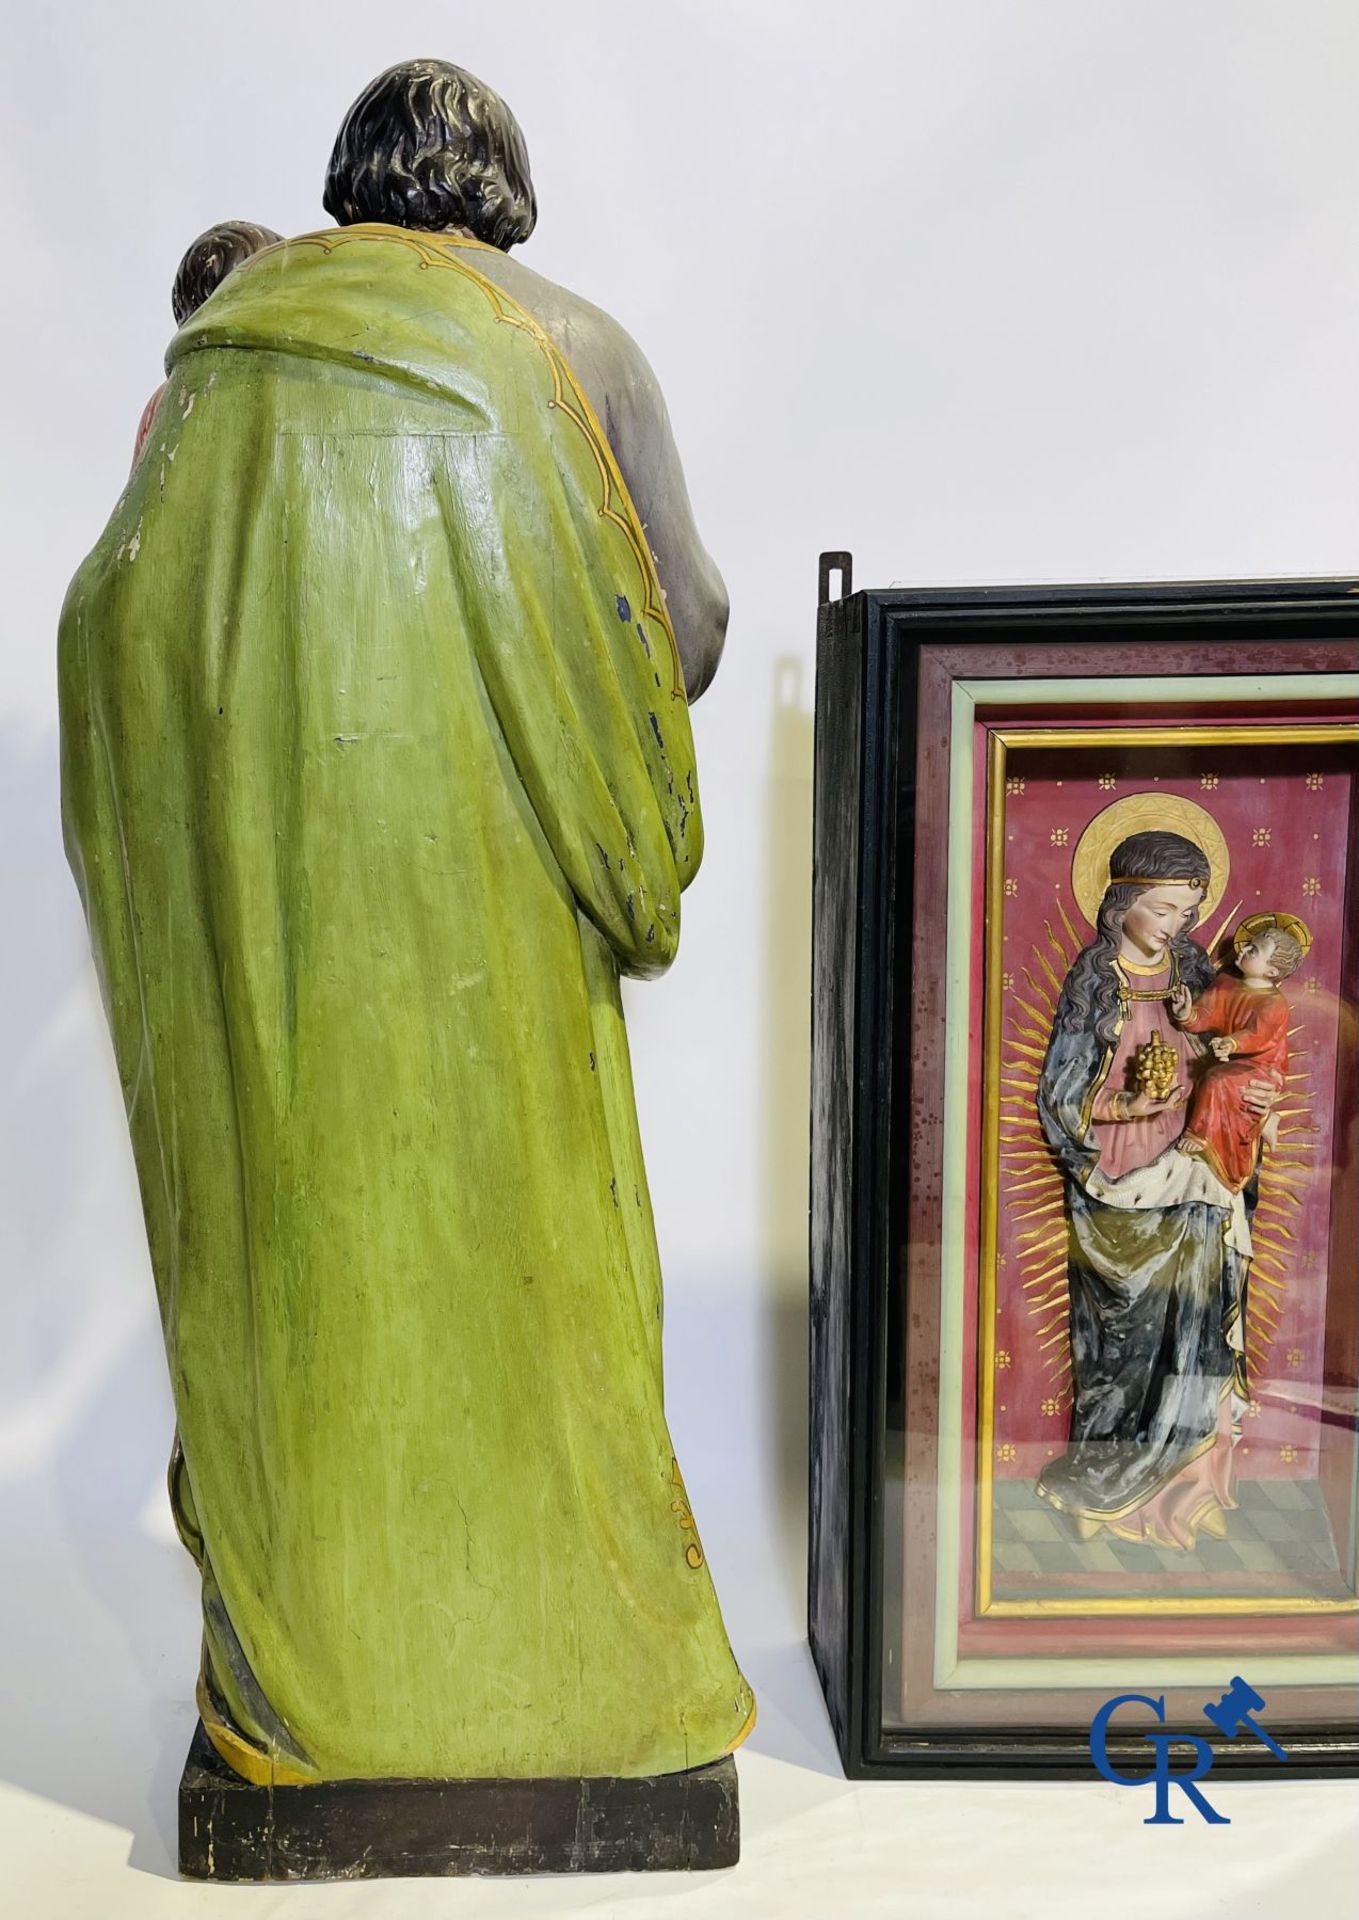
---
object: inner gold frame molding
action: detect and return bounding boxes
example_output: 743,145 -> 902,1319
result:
976,721 -> 1359,1618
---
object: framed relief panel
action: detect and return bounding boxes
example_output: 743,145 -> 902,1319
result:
809,571 -> 1359,1776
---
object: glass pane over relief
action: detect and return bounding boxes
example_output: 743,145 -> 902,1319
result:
885,670 -> 1359,1734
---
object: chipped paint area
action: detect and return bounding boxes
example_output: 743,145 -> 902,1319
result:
115,516 -> 144,564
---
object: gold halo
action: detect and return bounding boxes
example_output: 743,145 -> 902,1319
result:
1234,910 -> 1312,958
1069,791 -> 1229,928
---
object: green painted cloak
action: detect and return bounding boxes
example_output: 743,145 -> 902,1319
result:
58,226 -> 753,1782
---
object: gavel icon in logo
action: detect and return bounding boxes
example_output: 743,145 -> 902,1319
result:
1202,1676 -> 1289,1761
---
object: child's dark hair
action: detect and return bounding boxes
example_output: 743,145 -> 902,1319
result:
172,221 -> 283,326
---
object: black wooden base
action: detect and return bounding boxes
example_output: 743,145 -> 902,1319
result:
178,1722 -> 740,1880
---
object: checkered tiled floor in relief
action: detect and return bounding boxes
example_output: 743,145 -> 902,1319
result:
991,1476 -> 1352,1599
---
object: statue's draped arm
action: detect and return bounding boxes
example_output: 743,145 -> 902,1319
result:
1036,1011 -> 1106,1187
604,338 -> 729,704
535,296 -> 728,705
450,457 -> 701,982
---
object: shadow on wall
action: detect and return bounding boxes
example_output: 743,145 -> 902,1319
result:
0,720 -> 193,1878
760,654 -> 815,1620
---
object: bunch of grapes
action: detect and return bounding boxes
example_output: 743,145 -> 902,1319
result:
1133,1031 -> 1178,1103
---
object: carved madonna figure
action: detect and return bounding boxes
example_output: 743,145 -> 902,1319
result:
59,59 -> 753,1784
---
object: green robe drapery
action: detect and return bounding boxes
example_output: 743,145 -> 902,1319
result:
58,226 -> 753,1782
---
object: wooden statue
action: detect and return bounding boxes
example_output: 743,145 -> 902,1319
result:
58,57 -> 752,1865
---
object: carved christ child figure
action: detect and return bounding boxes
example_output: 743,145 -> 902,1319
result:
133,222 -> 282,465
1171,912 -> 1311,1192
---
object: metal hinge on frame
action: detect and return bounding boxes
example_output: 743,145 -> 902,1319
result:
818,551 -> 853,606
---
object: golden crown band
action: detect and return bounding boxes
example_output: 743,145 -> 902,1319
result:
1108,873 -> 1206,889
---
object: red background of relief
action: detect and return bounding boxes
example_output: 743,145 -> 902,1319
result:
985,739 -> 1351,1485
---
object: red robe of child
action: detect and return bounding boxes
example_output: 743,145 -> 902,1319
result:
131,381 -> 167,469
1179,974 -> 1289,1191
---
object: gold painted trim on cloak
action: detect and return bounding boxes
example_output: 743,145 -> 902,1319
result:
722,1695 -> 759,1755
669,1457 -> 705,1569
1096,1489 -> 1235,1552
1034,1388 -> 1228,1526
432,228 -> 505,257
1051,1414 -> 1239,1549
1076,1495 -> 1232,1551
282,225 -> 686,702
1076,1047 -> 1114,1142
166,1431 -> 204,1567
196,1653 -> 314,1787
977,723 -> 1356,1618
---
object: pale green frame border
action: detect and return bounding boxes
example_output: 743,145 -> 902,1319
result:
933,672 -> 1359,1691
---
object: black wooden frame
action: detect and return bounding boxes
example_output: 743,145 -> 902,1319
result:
807,568 -> 1359,1779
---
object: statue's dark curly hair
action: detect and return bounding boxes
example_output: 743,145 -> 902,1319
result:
172,221 -> 282,326
323,59 -> 536,251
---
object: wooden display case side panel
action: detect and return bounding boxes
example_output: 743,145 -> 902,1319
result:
809,589 -> 867,1761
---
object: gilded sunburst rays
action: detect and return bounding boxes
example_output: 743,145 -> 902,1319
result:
1000,898 -> 1076,1409
1247,1040 -> 1314,1385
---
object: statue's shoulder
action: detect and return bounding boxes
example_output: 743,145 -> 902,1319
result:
472,251 -> 632,349
469,251 -> 660,424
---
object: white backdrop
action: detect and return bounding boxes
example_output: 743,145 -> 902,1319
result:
3,2 -> 1358,1912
